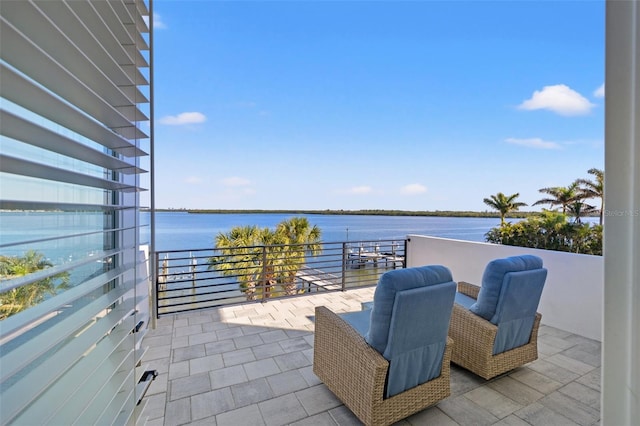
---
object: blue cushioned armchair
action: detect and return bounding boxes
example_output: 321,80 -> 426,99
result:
450,255 -> 547,379
313,265 -> 456,426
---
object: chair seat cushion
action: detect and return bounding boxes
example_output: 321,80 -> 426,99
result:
339,310 -> 371,338
454,292 -> 476,309
470,255 -> 543,321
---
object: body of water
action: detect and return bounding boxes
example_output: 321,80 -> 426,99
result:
145,212 -> 510,252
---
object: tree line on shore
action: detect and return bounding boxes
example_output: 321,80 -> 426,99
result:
482,168 -> 603,255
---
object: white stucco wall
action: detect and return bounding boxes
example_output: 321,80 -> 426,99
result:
406,235 -> 603,341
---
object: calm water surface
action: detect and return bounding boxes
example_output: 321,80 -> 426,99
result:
144,212 -> 508,251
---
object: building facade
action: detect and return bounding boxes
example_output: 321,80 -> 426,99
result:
0,1 -> 152,423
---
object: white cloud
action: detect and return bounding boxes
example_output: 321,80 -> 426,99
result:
348,186 -> 373,195
184,176 -> 203,184
594,83 -> 605,98
400,183 -> 427,195
143,13 -> 166,29
505,137 -> 561,150
221,177 -> 251,187
518,84 -> 595,116
159,112 -> 206,125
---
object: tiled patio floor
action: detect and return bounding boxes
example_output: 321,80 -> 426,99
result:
140,288 -> 601,426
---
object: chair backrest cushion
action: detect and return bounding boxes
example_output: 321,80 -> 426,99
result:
365,265 -> 456,397
492,268 -> 547,354
470,255 -> 544,321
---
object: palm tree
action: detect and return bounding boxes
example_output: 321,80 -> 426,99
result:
208,225 -> 285,300
483,192 -> 528,226
276,217 -> 322,295
567,200 -> 597,224
0,250 -> 70,320
533,182 -> 580,214
576,168 -> 604,225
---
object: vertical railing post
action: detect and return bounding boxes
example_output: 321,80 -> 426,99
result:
403,239 -> 408,268
154,251 -> 160,318
341,242 -> 347,291
261,245 -> 267,301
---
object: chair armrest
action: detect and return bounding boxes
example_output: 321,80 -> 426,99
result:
313,306 -> 389,406
457,281 -> 480,299
450,303 -> 498,359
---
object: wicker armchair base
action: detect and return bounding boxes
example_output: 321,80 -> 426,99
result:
449,281 -> 541,380
313,306 -> 452,426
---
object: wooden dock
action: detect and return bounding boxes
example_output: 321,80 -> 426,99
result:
296,267 -> 342,291
346,250 -> 404,269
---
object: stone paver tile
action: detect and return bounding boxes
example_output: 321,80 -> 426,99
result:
545,353 -> 596,375
216,403 -> 265,426
190,353 -> 224,375
449,365 -> 487,396
492,414 -> 532,426
189,331 -> 219,346
539,391 -> 600,425
202,321 -> 231,333
527,359 -> 580,384
147,323 -> 173,336
539,334 -> 579,351
169,372 -> 211,401
558,382 -> 601,409
140,392 -> 166,421
143,344 -> 171,362
164,397 -> 191,426
290,412 -> 338,426
205,339 -> 236,355
299,365 -> 322,386
252,342 -> 286,360
285,329 -> 312,339
464,386 -> 523,419
515,402 -> 579,426
244,357 -> 282,380
259,393 -> 308,426
561,345 -> 601,367
576,368 -> 601,392
145,417 -> 163,426
328,405 -> 362,425
173,344 -> 206,362
234,307 -> 258,318
146,373 -> 168,397
273,351 -> 311,371
174,324 -> 203,338
173,317 -> 188,327
538,341 -> 566,357
210,364 -> 248,389
259,329 -> 289,343
149,357 -> 170,376
509,367 -> 563,394
296,384 -> 343,416
190,387 -> 235,420
189,416 -> 218,426
216,326 -> 245,340
538,326 -> 573,340
437,394 -> 500,426
487,376 -> 544,406
231,378 -> 275,407
406,406 -> 458,425
234,333 -> 264,349
266,369 -> 310,396
168,360 -> 190,380
171,335 -> 189,349
241,324 -> 267,336
222,347 -> 256,367
187,314 -> 212,325
279,337 -> 312,353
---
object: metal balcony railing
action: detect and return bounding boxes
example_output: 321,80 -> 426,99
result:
155,239 -> 406,316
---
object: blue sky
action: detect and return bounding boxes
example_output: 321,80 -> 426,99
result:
146,0 -> 604,211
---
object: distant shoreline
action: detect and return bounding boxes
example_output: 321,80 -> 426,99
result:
145,208 -> 545,219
